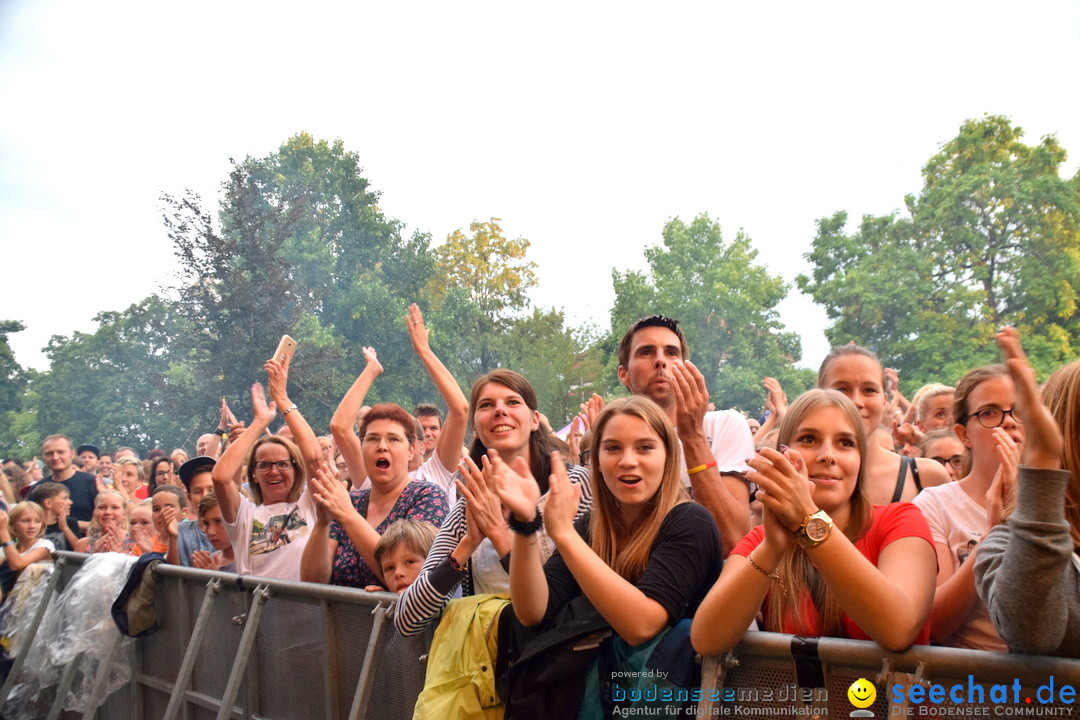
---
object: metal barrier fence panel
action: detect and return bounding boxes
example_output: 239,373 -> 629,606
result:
700,632 -> 1080,719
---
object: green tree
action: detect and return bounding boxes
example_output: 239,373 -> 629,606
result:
610,214 -> 813,412
427,218 -> 538,376
798,115 -> 1080,387
0,320 -> 26,414
32,296 -> 195,454
501,309 -> 606,427
0,321 -> 38,457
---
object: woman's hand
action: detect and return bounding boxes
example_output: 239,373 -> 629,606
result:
250,382 -> 277,428
567,416 -> 585,466
0,509 -> 9,535
986,427 -> 1020,525
540,453 -> 580,542
265,355 -> 291,408
489,451 -> 541,522
579,394 -> 605,430
361,346 -> 383,376
996,327 -> 1063,469
747,446 -> 816,533
457,455 -> 511,538
759,502 -> 794,558
406,304 -> 431,355
309,462 -> 356,524
762,376 -> 788,420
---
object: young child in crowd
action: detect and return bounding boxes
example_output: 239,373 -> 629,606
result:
191,493 -> 235,572
75,490 -> 129,553
126,500 -> 156,556
0,502 -> 55,596
27,482 -> 81,551
363,520 -> 437,594
151,484 -> 186,564
177,457 -> 216,566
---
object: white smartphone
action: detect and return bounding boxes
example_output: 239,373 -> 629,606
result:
272,334 -> 297,363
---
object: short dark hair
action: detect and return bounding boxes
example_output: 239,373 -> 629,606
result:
28,481 -> 69,505
152,483 -> 186,507
616,315 -> 690,369
359,403 -> 420,444
413,403 -> 443,423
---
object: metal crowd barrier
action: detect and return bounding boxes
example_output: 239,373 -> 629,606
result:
1,552 -> 430,720
700,632 -> 1080,718
6,552 -> 1080,719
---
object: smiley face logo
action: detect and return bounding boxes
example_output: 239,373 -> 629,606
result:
848,678 -> 876,709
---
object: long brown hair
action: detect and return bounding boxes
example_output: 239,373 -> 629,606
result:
766,389 -> 873,637
588,396 -> 688,583
468,369 -> 564,492
1038,360 -> 1080,548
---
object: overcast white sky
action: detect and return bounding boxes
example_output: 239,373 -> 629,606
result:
2,1 -> 1078,374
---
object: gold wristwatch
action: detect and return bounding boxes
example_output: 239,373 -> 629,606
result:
794,510 -> 833,548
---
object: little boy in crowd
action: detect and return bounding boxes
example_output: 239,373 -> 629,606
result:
151,484 -> 186,564
191,493 -> 235,572
177,457 -> 216,566
28,482 -> 81,551
365,520 -> 437,594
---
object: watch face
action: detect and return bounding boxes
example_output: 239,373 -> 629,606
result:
806,517 -> 830,542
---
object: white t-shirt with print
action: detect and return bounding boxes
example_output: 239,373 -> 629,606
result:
224,486 -> 316,580
912,481 -> 1007,651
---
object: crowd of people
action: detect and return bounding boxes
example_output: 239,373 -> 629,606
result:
1,303 -> 1078,716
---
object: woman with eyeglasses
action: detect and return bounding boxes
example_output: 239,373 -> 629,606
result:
147,456 -> 177,497
211,354 -> 323,580
300,307 -> 454,590
911,360 -> 1024,650
920,429 -> 966,481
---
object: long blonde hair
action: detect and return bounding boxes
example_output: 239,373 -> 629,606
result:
588,396 -> 688,582
1038,360 -> 1080,548
766,389 -> 873,637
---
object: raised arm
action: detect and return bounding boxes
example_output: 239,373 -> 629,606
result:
266,354 -> 321,477
407,303 -> 469,471
213,383 -> 277,524
329,347 -> 383,483
671,361 -> 751,551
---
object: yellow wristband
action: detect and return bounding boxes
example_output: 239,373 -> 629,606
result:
687,460 -> 718,476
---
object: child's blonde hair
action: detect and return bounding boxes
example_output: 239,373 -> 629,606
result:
8,501 -> 47,540
373,520 -> 437,568
86,490 -> 131,537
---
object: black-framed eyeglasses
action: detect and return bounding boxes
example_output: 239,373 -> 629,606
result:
931,454 -> 964,470
963,407 -> 1022,429
154,469 -> 174,478
254,460 -> 295,473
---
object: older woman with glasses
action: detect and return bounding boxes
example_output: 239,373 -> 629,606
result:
211,354 -> 323,580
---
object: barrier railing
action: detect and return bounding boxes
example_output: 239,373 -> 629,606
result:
2,552 -> 429,720
5,552 -> 1080,719
700,632 -> 1080,719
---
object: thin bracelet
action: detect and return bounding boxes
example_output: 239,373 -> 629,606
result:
282,403 -> 298,417
747,552 -> 788,597
687,460 -> 718,476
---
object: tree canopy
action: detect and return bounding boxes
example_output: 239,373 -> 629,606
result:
797,115 -> 1080,389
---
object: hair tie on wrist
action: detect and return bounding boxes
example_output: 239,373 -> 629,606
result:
508,509 -> 543,536
687,460 -> 718,476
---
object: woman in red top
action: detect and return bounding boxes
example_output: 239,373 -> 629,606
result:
691,389 -> 937,654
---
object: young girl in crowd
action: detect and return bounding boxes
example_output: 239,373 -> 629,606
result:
0,502 -> 54,596
691,389 -> 937,655
497,396 -> 722,714
126,500 -> 155,555
75,490 -> 130,553
974,329 -> 1077,656
817,346 -> 949,504
396,369 -> 592,636
912,361 -> 1022,651
920,429 -> 966,482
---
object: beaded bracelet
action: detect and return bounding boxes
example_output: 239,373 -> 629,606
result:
747,552 -> 788,597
